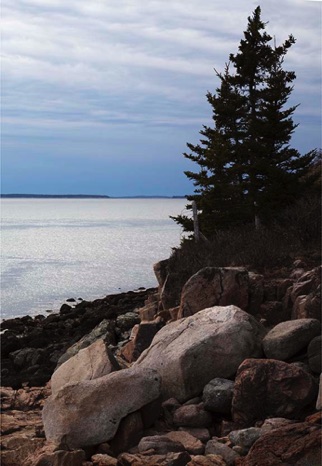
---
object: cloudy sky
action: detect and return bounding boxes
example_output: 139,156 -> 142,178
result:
2,0 -> 321,196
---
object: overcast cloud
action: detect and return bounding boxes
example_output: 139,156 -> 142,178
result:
1,0 -> 321,195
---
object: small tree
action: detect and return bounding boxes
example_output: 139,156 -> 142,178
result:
173,6 -> 315,237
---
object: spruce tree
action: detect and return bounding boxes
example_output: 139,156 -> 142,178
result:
174,6 -> 315,236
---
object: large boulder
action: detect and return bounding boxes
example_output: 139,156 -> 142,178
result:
178,267 -> 249,319
232,359 -> 318,427
262,318 -> 321,361
51,339 -> 115,395
136,306 -> 266,402
42,366 -> 161,449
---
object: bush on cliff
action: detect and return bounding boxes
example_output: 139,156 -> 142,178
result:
169,193 -> 321,276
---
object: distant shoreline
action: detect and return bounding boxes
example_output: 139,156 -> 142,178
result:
1,194 -> 185,199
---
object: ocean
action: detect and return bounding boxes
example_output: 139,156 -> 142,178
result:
0,198 -> 187,319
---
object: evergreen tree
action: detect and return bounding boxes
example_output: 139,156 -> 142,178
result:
173,6 -> 315,237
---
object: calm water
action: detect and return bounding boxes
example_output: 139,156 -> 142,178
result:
0,198 -> 187,319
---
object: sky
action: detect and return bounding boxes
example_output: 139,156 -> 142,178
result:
1,0 -> 321,196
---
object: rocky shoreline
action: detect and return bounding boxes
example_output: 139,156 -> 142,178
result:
1,259 -> 321,466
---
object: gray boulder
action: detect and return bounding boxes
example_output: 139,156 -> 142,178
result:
42,366 -> 161,449
202,378 -> 234,414
262,318 -> 321,360
136,305 -> 266,402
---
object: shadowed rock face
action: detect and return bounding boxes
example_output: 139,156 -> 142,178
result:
232,359 -> 318,427
178,267 -> 249,319
136,305 -> 266,402
42,366 -> 161,449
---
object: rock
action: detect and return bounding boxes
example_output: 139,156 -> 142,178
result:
10,347 -> 45,368
138,435 -> 185,454
116,312 -> 141,331
228,427 -> 262,449
110,411 -> 143,454
56,319 -> 116,366
205,439 -> 240,466
121,321 -> 163,363
1,438 -> 46,466
232,359 -> 318,427
308,335 -> 322,373
1,289 -> 156,389
258,301 -> 288,326
117,451 -> 191,466
138,303 -> 159,322
178,428 -> 211,443
202,378 -> 234,414
235,421 -> 322,466
42,366 -> 161,449
260,418 -> 294,433
1,385 -> 51,411
153,259 -> 169,288
140,398 -> 162,429
136,306 -> 266,402
91,454 -> 118,465
160,272 -> 189,310
165,431 -> 205,454
290,267 -> 321,321
316,374 -> 322,410
178,267 -> 249,319
187,455 -> 227,466
247,273 -> 265,315
51,339 -> 115,394
33,449 -> 86,466
262,318 -> 321,360
293,286 -> 321,321
173,404 -> 212,428
162,398 -> 182,425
